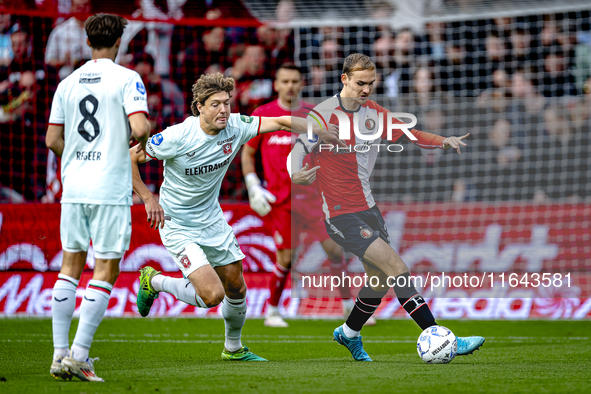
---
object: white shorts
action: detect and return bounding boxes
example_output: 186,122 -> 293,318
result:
159,217 -> 245,278
60,203 -> 131,259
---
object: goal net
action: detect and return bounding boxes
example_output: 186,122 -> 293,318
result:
267,0 -> 591,318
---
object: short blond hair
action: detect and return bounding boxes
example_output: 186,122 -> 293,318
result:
342,53 -> 375,76
191,72 -> 235,116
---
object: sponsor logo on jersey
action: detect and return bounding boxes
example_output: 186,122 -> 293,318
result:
222,143 -> 232,155
268,135 -> 291,145
79,77 -> 101,84
136,82 -> 146,94
151,134 -> 163,146
79,72 -> 101,84
180,255 -> 191,269
365,118 -> 376,130
240,115 -> 254,123
360,228 -> 373,239
185,156 -> 232,175
186,151 -> 196,158
134,96 -> 146,101
217,135 -> 237,145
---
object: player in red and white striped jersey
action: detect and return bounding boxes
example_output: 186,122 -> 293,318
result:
288,54 -> 484,361
242,63 -> 359,328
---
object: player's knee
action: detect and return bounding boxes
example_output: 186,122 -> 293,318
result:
225,278 -> 247,299
201,288 -> 225,308
103,268 -> 120,285
93,260 -> 120,284
325,247 -> 341,260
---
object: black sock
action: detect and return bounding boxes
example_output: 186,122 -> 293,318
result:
345,285 -> 388,331
392,272 -> 436,330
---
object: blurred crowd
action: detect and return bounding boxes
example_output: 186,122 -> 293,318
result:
296,9 -> 591,202
0,1 -> 590,203
0,0 -> 291,202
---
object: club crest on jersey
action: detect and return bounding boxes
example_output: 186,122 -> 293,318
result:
136,82 -> 146,94
308,133 -> 319,143
222,143 -> 232,155
240,115 -> 254,123
151,134 -> 163,146
365,118 -> 376,130
360,228 -> 373,239
180,255 -> 191,269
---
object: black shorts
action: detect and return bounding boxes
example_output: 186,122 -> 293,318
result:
324,205 -> 391,259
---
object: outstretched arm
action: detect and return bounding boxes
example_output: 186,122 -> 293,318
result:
259,116 -> 345,146
130,146 -> 165,229
441,133 -> 470,154
406,130 -> 470,154
388,113 -> 470,154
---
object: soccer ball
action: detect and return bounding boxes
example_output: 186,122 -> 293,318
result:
416,325 -> 457,364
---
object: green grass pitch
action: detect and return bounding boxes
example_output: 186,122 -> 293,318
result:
1,318 -> 590,393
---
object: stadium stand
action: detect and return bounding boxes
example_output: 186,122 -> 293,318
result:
0,1 -> 589,205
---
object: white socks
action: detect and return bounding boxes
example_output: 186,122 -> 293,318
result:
151,274 -> 206,308
150,275 -> 247,353
342,323 -> 360,339
222,296 -> 247,352
71,280 -> 113,362
52,274 -> 78,358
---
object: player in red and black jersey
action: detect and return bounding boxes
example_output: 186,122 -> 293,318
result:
242,63 -> 362,327
289,54 -> 484,361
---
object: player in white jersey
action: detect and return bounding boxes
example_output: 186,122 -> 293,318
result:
46,14 -> 151,382
132,72 -> 339,361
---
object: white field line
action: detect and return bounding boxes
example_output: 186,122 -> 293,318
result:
3,332 -> 589,340
1,334 -> 589,345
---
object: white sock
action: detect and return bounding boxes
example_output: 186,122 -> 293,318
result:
222,296 -> 246,352
53,348 -> 69,360
342,323 -> 360,339
266,305 -> 279,317
71,344 -> 89,362
152,274 -> 206,308
71,279 -> 112,362
52,274 -> 78,354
